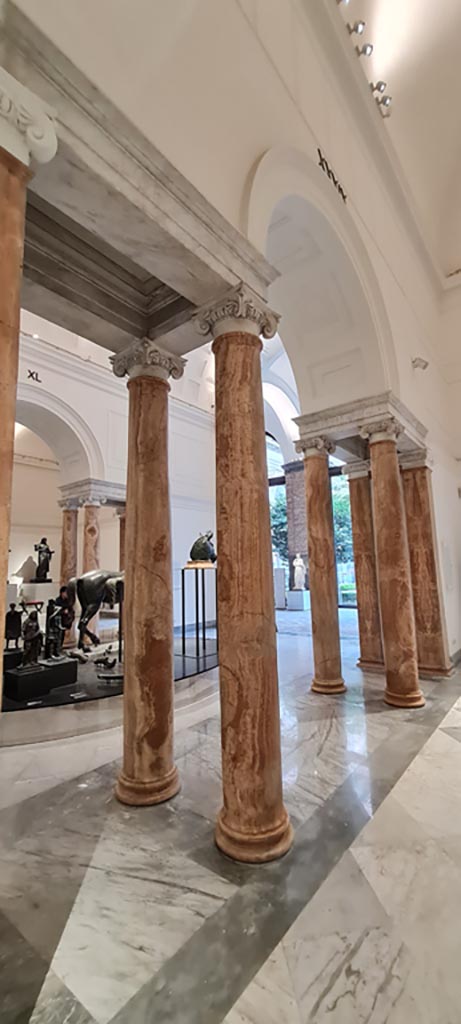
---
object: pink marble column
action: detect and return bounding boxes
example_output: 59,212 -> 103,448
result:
299,438 -> 346,695
197,283 -> 293,863
345,462 -> 384,672
59,501 -> 78,646
401,452 -> 452,676
362,419 -> 425,708
111,338 -> 184,806
0,73 -> 57,705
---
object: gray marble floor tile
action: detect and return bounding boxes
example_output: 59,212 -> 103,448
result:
0,908 -> 51,1024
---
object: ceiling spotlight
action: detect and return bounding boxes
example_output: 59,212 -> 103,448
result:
356,42 -> 374,57
377,94 -> 392,107
348,19 -> 366,34
371,81 -> 387,94
32,333 -> 39,339
336,0 -> 351,5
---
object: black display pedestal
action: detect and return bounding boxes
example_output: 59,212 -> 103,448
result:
181,563 -> 218,657
4,659 -> 78,702
3,649 -> 23,672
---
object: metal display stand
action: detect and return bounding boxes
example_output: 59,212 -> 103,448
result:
181,563 -> 218,657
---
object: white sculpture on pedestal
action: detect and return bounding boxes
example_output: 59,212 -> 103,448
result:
293,553 -> 306,591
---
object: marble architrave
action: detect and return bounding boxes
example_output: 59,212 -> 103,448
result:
196,283 -> 293,863
297,438 -> 346,696
0,67 -> 57,701
400,452 -> 452,677
361,419 -> 425,708
111,338 -> 185,806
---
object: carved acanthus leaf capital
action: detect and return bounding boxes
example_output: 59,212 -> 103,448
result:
0,66 -> 58,167
359,417 -> 402,445
296,436 -> 336,458
110,338 -> 186,382
194,282 -> 280,340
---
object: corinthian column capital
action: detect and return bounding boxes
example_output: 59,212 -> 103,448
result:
111,338 -> 186,382
296,436 -> 336,458
194,282 -> 280,341
0,66 -> 58,166
359,416 -> 402,445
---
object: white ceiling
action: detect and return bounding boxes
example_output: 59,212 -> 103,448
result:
339,0 -> 461,276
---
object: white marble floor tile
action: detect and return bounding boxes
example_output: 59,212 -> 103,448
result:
49,813 -> 236,1023
390,727 -> 461,839
224,946 -> 301,1024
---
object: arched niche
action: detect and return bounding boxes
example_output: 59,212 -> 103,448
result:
244,147 -> 399,412
16,384 -> 105,486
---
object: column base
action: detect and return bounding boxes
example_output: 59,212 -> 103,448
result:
357,659 -> 385,674
418,664 -> 455,680
311,677 -> 347,695
115,764 -> 180,806
384,688 -> 425,709
215,808 -> 294,864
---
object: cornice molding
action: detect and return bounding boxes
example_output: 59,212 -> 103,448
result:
0,64 -> 57,166
111,337 -> 186,382
295,391 -> 427,453
194,282 -> 280,341
59,478 -> 126,507
3,4 -> 278,302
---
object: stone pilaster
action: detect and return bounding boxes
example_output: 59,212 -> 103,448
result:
360,418 -> 424,707
343,461 -> 384,672
111,337 -> 185,806
0,67 -> 57,704
195,283 -> 293,863
297,437 -> 346,695
284,460 -> 308,589
400,449 -> 452,677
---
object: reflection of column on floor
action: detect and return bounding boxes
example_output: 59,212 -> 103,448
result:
361,418 -> 425,708
111,338 -> 183,807
0,71 -> 57,703
343,460 -> 384,672
284,459 -> 308,589
82,500 -> 101,636
197,283 -> 293,863
400,450 -> 452,677
297,436 -> 346,695
59,499 -> 79,646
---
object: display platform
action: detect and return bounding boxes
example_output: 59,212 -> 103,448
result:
2,628 -> 219,712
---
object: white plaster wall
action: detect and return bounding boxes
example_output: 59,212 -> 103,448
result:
431,449 -> 461,657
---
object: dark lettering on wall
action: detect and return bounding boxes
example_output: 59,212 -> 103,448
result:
27,369 -> 42,383
317,148 -> 347,203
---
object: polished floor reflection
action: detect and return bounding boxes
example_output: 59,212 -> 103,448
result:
0,613 -> 460,1023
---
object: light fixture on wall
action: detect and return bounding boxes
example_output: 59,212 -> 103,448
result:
356,42 -> 374,57
371,81 -> 387,94
376,94 -> 392,116
336,0 -> 351,5
347,19 -> 366,35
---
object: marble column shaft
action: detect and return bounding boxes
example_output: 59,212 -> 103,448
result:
118,510 -> 126,572
201,287 -> 292,863
302,445 -> 346,694
348,473 -> 384,670
368,435 -> 424,707
111,338 -> 184,807
60,508 -> 78,585
0,148 -> 30,689
82,504 -> 100,573
402,464 -> 451,675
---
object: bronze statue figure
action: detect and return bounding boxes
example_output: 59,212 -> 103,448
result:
22,609 -> 43,666
34,537 -> 54,581
45,599 -> 64,659
67,570 -> 124,649
189,531 -> 217,563
5,603 -> 23,649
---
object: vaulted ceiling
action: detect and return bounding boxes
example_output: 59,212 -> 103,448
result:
339,0 -> 461,279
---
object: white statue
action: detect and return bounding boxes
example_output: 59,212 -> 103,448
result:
293,553 -> 306,590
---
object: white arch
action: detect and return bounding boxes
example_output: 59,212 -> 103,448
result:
244,146 -> 399,398
16,383 -> 105,484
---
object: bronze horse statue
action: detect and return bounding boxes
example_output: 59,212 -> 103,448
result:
67,570 -> 124,649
